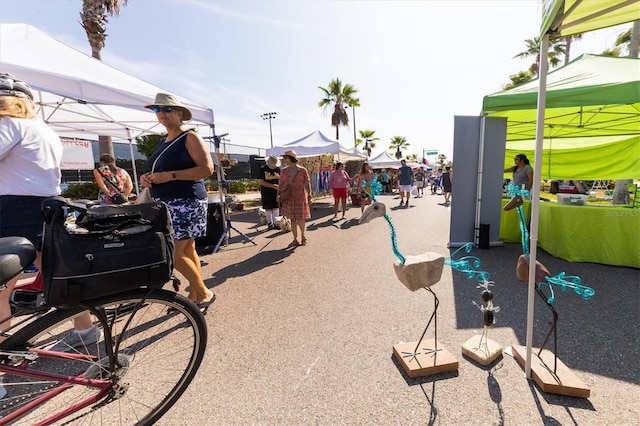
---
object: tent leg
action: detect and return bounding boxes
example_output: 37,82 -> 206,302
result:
126,129 -> 140,196
525,32 -> 550,380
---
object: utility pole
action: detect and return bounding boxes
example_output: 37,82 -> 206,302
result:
351,106 -> 357,145
261,112 -> 277,148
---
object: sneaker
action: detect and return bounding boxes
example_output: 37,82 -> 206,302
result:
399,201 -> 404,206
267,223 -> 274,230
45,325 -> 103,353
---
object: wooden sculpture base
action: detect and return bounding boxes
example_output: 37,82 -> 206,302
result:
461,334 -> 502,366
392,339 -> 458,378
512,345 -> 590,398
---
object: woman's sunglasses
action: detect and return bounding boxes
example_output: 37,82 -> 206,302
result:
151,106 -> 173,113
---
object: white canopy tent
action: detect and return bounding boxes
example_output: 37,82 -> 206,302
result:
0,23 -> 215,142
0,23 -> 215,190
266,131 -> 367,161
367,151 -> 401,169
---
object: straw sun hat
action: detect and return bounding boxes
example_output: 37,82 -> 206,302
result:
266,155 -> 280,168
283,149 -> 298,162
145,92 -> 192,121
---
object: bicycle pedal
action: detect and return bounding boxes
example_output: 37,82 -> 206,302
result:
10,290 -> 47,313
171,276 -> 181,292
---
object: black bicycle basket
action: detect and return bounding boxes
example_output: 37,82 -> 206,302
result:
41,197 -> 175,308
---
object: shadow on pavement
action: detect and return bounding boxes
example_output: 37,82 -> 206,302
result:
204,246 -> 294,287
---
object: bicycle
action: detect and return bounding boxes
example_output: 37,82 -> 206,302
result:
0,200 -> 208,425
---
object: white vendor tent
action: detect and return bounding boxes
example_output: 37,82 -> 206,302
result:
266,131 -> 367,161
367,151 -> 401,169
0,23 -> 215,142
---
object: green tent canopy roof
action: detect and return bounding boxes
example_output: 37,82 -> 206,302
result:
482,54 -> 640,141
504,135 -> 640,180
540,0 -> 640,38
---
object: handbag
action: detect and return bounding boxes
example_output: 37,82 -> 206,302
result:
136,187 -> 152,204
278,167 -> 300,202
40,197 -> 174,308
278,185 -> 292,202
109,192 -> 128,205
97,169 -> 127,204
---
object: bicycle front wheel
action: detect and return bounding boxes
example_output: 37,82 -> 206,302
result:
0,289 -> 207,425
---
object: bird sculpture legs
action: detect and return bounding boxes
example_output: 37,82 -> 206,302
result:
535,285 -> 559,374
402,287 -> 440,360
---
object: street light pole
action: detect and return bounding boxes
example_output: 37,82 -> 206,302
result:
261,112 -> 277,148
351,106 -> 357,145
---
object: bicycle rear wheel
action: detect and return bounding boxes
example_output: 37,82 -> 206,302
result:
0,289 -> 207,425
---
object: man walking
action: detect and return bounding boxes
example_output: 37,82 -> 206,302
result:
397,159 -> 413,207
414,168 -> 425,197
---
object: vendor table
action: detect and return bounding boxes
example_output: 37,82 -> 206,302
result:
500,200 -> 639,268
499,199 -> 531,243
537,203 -> 640,269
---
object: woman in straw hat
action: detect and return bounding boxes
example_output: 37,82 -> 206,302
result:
257,155 -> 281,229
141,93 -> 215,309
278,149 -> 312,248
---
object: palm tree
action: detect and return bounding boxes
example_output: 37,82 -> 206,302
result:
388,136 -> 409,159
514,36 -> 566,76
611,21 -> 639,204
318,78 -> 359,140
406,153 -> 418,162
601,47 -> 622,57
358,129 -> 378,156
563,34 -> 583,65
81,0 -> 129,158
614,22 -> 640,58
503,70 -> 535,90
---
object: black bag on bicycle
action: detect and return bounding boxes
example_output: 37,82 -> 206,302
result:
41,197 -> 175,308
108,192 -> 127,205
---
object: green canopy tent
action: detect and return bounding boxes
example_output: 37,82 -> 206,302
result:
503,135 -> 640,180
483,54 -> 640,179
493,0 -> 640,379
483,54 -> 640,141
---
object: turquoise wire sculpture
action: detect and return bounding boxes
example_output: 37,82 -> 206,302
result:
506,184 -> 595,302
444,243 -> 491,283
363,179 -> 406,264
506,183 -> 530,255
537,272 -> 594,304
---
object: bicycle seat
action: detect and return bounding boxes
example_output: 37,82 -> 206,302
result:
0,236 -> 37,284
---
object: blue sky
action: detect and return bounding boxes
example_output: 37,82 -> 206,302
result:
0,0 -> 630,160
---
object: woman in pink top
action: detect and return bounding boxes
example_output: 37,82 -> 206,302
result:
328,162 -> 352,219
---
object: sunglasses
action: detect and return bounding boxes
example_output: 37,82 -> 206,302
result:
151,106 -> 173,113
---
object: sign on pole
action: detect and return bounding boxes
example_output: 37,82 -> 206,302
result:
61,139 -> 95,170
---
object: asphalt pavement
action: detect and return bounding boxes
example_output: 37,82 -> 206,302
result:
159,190 -> 640,425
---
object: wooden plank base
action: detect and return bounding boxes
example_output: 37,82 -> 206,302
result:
392,339 -> 458,378
512,345 -> 590,398
461,334 -> 502,366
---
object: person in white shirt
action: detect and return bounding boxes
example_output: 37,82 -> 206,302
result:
0,74 -> 99,371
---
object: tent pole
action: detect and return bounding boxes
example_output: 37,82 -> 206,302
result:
525,33 -> 550,379
212,126 -> 230,249
126,128 -> 140,196
474,116 -> 487,247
